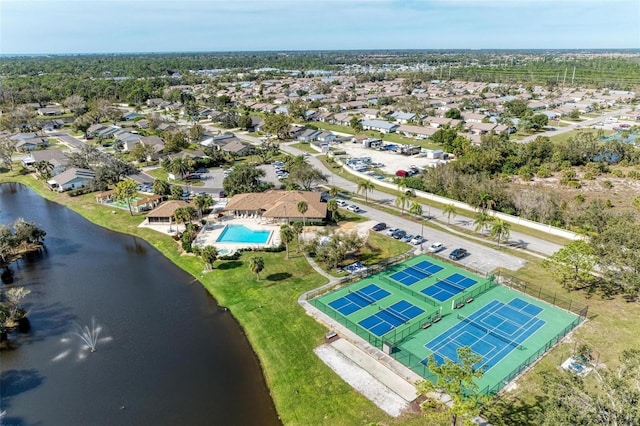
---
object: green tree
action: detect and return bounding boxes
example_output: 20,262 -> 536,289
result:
489,218 -> 511,247
416,347 -> 486,426
152,179 -> 170,196
503,99 -> 530,118
291,222 -> 303,251
328,186 -> 339,198
349,116 -> 363,132
534,348 -> 640,426
188,124 -> 205,144
543,240 -> 596,289
170,184 -> 183,200
130,142 -> 154,162
114,179 -> 139,216
167,158 -> 191,179
249,256 -> 265,281
326,199 -> 339,222
530,113 -> 549,131
263,113 -> 292,139
445,108 -> 461,119
0,137 -> 18,171
288,164 -> 327,190
237,114 -> 252,130
395,193 -> 409,215
297,200 -> 308,226
279,224 -> 295,259
200,245 -> 219,271
174,206 -> 198,228
222,164 -> 267,196
443,204 -> 458,224
33,160 -> 54,179
356,178 -> 374,203
193,194 -> 213,218
473,212 -> 493,235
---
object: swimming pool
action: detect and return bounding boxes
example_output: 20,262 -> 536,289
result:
216,225 -> 271,244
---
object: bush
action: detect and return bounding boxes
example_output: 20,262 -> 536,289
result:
602,180 -> 613,189
611,169 -> 625,178
264,244 -> 285,253
567,180 -> 582,188
68,187 -> 94,197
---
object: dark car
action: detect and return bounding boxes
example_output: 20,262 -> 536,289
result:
184,173 -> 201,180
449,248 -> 468,261
392,229 -> 406,240
372,222 -> 386,231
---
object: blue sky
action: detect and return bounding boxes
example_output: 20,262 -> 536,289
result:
1,0 -> 639,54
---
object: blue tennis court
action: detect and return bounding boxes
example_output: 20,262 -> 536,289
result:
424,298 -> 546,371
328,284 -> 390,316
389,260 -> 444,286
359,300 -> 425,336
421,273 -> 478,302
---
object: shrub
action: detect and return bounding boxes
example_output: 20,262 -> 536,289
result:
602,180 -> 613,189
611,169 -> 625,178
567,180 -> 582,188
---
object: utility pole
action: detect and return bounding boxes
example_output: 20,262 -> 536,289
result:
562,68 -> 567,87
571,66 -> 576,87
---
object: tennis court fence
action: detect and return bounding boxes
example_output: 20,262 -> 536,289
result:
476,314 -> 583,396
379,275 -> 438,307
382,307 -> 442,346
309,298 -> 383,348
452,279 -> 498,308
496,272 -> 589,318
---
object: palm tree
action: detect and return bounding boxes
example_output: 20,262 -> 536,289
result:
168,158 -> 190,180
473,212 -> 493,235
152,179 -> 170,196
200,245 -> 219,270
328,186 -> 339,198
326,199 -> 339,223
490,219 -> 511,247
409,200 -> 423,218
394,176 -> 407,193
395,193 -> 409,215
249,256 -> 265,281
33,160 -> 54,179
292,222 -> 303,251
193,194 -> 214,219
279,225 -> 295,259
443,204 -> 458,224
356,178 -> 374,203
174,206 -> 197,229
297,200 -> 308,226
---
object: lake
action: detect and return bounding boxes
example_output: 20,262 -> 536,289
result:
0,183 -> 280,426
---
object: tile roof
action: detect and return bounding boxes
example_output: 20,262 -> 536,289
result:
224,190 -> 327,219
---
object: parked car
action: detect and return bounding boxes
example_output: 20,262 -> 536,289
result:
184,173 -> 201,180
428,242 -> 444,253
449,248 -> 468,260
346,204 -> 361,213
411,235 -> 426,245
401,233 -> 414,243
385,227 -> 398,236
392,229 -> 406,240
336,200 -> 348,207
372,222 -> 387,231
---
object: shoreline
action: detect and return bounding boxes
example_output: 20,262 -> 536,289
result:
0,176 -> 409,425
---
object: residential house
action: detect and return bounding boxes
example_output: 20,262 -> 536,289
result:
37,106 -> 62,116
396,124 -> 437,139
461,112 -> 487,123
316,131 -> 337,143
21,149 -> 68,174
15,137 -> 48,151
223,190 -> 327,223
297,128 -> 321,142
47,168 -> 95,192
361,119 -> 399,134
389,111 -> 416,124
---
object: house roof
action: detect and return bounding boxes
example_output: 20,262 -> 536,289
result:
146,200 -> 190,218
49,168 -> 95,186
224,190 -> 327,219
29,149 -> 68,164
361,119 -> 398,131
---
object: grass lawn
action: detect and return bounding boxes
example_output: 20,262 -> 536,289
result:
0,169 -> 443,426
289,142 -> 320,154
145,167 -> 168,181
549,129 -> 609,144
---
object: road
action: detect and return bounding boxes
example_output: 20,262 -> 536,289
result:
519,107 -> 631,143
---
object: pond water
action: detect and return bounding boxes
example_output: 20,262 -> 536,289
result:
0,183 -> 280,426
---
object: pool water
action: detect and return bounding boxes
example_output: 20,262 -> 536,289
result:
217,225 -> 271,244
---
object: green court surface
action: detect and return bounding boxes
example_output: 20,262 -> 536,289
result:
311,254 -> 583,395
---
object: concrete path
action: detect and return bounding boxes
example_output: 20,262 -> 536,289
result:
315,343 -> 411,417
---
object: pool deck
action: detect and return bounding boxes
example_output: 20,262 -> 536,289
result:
193,217 -> 281,253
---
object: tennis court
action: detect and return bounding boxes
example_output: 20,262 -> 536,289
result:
424,298 -> 546,371
328,283 -> 390,316
359,300 -> 425,336
421,273 -> 478,302
389,260 -> 444,286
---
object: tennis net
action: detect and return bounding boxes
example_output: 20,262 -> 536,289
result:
380,276 -> 437,307
457,314 -> 526,350
383,306 -> 411,323
349,289 -> 377,305
439,278 -> 467,292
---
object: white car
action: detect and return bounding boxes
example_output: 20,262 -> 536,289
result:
412,235 -> 426,245
346,204 -> 361,213
336,200 -> 349,207
428,242 -> 444,253
385,227 -> 398,236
